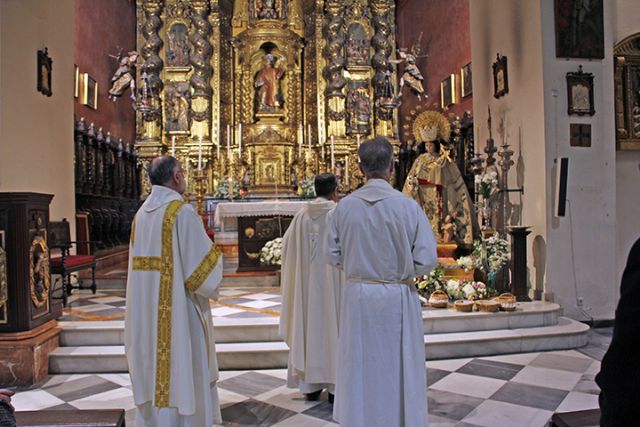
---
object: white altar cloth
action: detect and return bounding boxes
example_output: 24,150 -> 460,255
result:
214,201 -> 308,225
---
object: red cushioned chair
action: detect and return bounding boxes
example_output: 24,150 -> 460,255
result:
49,218 -> 98,306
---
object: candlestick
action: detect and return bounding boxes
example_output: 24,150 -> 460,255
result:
171,136 -> 175,156
198,136 -> 203,170
330,135 -> 335,171
308,124 -> 312,150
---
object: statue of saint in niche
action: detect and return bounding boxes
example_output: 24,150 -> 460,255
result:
255,54 -> 285,113
165,82 -> 191,132
346,86 -> 371,134
256,0 -> 280,19
346,23 -> 370,67
167,23 -> 191,67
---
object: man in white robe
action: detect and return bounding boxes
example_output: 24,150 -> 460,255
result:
327,137 -> 438,427
125,156 -> 224,427
280,173 -> 344,402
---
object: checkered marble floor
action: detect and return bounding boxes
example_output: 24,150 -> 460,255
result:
11,347 -> 605,427
60,288 -> 282,321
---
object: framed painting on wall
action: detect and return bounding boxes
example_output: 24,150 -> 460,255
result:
566,65 -> 594,116
74,65 -> 80,98
554,0 -> 604,59
492,54 -> 508,98
461,62 -> 472,98
440,74 -> 456,108
81,73 -> 98,110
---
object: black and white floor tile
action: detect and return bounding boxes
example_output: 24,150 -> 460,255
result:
12,347 -> 605,427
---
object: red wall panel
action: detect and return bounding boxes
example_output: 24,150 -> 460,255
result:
74,0 -> 136,144
396,0 -> 472,134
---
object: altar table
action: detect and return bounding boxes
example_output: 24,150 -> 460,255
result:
214,201 -> 308,272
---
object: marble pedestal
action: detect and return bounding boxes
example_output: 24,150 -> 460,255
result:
0,319 -> 60,386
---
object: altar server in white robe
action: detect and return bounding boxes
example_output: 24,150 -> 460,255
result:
280,173 -> 344,402
125,156 -> 224,427
327,137 -> 438,427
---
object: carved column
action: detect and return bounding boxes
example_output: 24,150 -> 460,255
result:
323,0 -> 346,134
84,123 -> 96,194
94,128 -> 105,195
370,0 -> 394,124
103,132 -> 114,196
140,0 -> 164,135
74,118 -> 86,193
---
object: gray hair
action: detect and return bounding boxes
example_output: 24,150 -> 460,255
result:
358,137 -> 393,177
148,156 -> 179,186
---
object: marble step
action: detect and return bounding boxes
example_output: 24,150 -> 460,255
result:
58,302 -> 562,346
49,317 -> 589,373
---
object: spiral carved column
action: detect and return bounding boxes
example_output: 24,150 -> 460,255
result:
371,0 -> 394,123
140,0 -> 164,132
323,0 -> 346,128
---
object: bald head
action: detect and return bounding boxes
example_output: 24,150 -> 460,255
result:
148,156 -> 185,193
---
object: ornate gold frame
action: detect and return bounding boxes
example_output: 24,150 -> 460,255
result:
29,235 -> 50,313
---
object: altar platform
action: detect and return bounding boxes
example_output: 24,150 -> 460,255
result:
48,286 -> 588,373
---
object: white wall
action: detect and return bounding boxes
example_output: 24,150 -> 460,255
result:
470,0 -> 548,297
612,0 -> 640,280
471,0 -> 620,319
0,0 -> 75,232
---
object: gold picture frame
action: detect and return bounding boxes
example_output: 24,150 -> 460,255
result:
461,62 -> 472,98
81,73 -> 98,110
440,74 -> 457,108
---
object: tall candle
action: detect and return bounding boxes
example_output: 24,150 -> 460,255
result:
238,123 -> 242,159
345,156 -> 349,187
171,136 -> 175,156
198,136 -> 203,170
217,123 -> 221,159
308,124 -> 312,150
298,124 -> 303,155
185,159 -> 189,190
227,125 -> 231,161
356,134 -> 360,148
321,143 -> 325,161
330,135 -> 335,170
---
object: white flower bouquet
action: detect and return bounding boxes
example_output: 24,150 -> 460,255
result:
259,237 -> 283,267
214,178 -> 242,200
445,279 -> 490,300
415,265 -> 445,298
473,235 -> 511,282
298,177 -> 316,199
475,171 -> 498,199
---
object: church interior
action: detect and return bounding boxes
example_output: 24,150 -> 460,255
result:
0,0 -> 638,425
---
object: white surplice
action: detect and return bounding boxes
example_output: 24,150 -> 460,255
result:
279,197 -> 344,394
125,185 -> 224,427
326,179 -> 438,427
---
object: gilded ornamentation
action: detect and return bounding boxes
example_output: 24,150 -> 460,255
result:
189,7 -> 212,98
370,0 -> 394,121
166,22 -> 191,67
29,235 -> 50,310
412,110 -> 451,144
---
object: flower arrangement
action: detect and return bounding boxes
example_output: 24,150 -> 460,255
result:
415,265 -> 445,297
214,178 -> 242,200
298,177 -> 316,199
475,171 -> 498,199
445,279 -> 490,300
259,237 -> 283,267
475,235 -> 510,274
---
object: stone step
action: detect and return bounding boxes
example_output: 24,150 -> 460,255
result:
91,273 -> 280,290
48,317 -> 589,373
58,302 -> 562,346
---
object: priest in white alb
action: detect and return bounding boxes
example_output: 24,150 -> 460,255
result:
280,173 -> 344,402
327,137 -> 438,427
125,156 -> 224,427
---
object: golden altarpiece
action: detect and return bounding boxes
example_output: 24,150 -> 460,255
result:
134,0 -> 399,195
